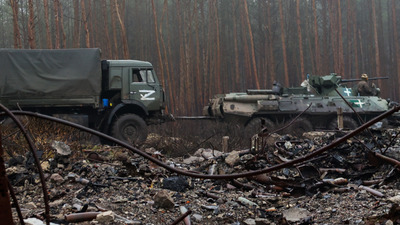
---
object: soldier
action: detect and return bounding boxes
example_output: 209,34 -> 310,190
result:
357,74 -> 377,96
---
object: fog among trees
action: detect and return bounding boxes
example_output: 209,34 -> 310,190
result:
2,0 -> 400,115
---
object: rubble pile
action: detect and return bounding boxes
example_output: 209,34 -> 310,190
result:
4,128 -> 400,224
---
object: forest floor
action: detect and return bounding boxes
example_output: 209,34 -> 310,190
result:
3,120 -> 400,225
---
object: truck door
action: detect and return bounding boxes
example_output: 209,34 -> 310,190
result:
129,68 -> 163,111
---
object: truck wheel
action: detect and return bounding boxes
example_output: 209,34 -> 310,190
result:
328,116 -> 358,130
288,118 -> 313,137
244,117 -> 275,138
111,114 -> 148,145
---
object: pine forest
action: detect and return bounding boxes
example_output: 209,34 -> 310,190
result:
1,0 -> 400,116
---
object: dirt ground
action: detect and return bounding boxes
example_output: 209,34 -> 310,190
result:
2,120 -> 400,224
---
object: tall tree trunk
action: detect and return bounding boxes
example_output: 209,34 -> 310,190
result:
377,0 -> 386,77
114,0 -> 129,58
358,30 -> 365,73
312,0 -> 320,74
392,0 -> 400,99
321,0 -> 329,74
73,0 -> 80,48
177,0 -> 186,113
28,0 -> 36,49
213,0 -> 221,92
58,0 -> 66,48
371,0 -> 381,86
54,0 -> 60,49
34,0 -> 43,48
206,0 -> 221,95
87,0 -> 95,47
183,2 -> 194,114
337,0 -> 344,76
92,1 -> 100,48
193,2 -> 203,107
102,0 -> 112,58
10,0 -> 22,48
151,0 -> 164,85
346,0 -> 352,77
296,0 -> 304,80
160,0 -> 174,113
232,0 -> 240,91
243,0 -> 259,89
110,0 -> 118,58
279,1 -> 289,86
352,0 -> 359,77
329,1 -> 339,74
266,0 -> 275,85
44,0 -> 52,48
81,0 -> 90,48
239,4 -> 251,89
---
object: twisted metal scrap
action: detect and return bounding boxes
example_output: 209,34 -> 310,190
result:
5,105 -> 399,181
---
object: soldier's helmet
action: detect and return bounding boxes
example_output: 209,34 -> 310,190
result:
361,74 -> 368,80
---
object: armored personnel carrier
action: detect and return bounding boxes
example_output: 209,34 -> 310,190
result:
203,73 -> 397,137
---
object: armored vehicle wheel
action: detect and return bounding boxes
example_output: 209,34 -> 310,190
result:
244,117 -> 275,138
328,116 -> 358,130
112,114 -> 148,145
287,118 -> 313,137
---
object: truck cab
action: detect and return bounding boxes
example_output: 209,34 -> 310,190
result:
102,60 -> 165,111
101,60 -> 166,144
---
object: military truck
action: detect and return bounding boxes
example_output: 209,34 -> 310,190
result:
203,73 -> 397,137
0,48 -> 166,144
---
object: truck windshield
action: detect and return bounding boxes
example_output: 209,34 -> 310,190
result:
141,70 -> 155,83
132,69 -> 155,83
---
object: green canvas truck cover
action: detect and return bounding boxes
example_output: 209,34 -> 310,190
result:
0,48 -> 102,107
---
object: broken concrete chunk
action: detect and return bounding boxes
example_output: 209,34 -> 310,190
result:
96,211 -> 115,223
282,207 -> 311,222
51,141 -> 71,156
25,202 -> 37,209
192,214 -> 203,222
50,173 -> 64,184
24,218 -> 58,225
183,156 -> 205,164
255,218 -> 273,225
243,218 -> 256,225
238,197 -> 258,207
154,190 -> 175,209
388,195 -> 400,204
225,150 -> 240,166
194,148 -> 223,159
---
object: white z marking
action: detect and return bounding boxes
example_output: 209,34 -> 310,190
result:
139,90 -> 156,100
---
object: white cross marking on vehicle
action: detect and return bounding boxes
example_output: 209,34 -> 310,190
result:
353,99 -> 365,108
344,88 -> 352,96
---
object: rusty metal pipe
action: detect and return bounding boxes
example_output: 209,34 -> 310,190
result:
0,104 -> 50,225
319,168 -> 346,173
362,179 -> 383,186
359,185 -> 384,197
7,178 -> 25,225
200,191 -> 220,200
0,127 -> 14,224
170,209 -> 192,225
65,212 -> 101,223
373,152 -> 400,168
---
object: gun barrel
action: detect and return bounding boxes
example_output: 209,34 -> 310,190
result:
369,77 -> 389,80
341,77 -> 389,82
